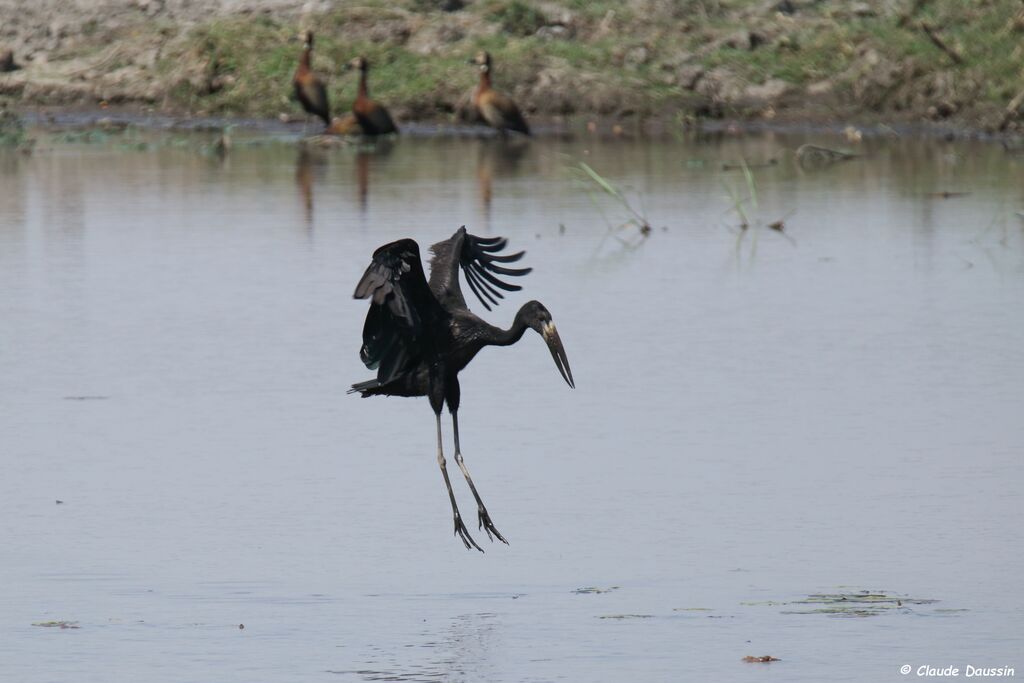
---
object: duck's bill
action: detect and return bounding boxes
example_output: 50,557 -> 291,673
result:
542,322 -> 575,389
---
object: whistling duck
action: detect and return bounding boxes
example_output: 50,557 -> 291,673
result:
469,51 -> 530,136
347,57 -> 398,136
293,31 -> 330,128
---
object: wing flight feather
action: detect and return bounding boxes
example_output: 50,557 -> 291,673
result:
353,239 -> 438,383
428,226 -> 532,312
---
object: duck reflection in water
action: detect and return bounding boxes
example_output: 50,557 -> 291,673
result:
294,147 -> 328,234
354,139 -> 394,216
475,137 -> 529,229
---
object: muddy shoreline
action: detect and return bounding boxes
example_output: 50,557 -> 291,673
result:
12,103 -> 1020,145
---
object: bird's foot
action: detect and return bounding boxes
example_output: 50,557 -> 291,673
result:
477,506 -> 508,545
453,513 -> 483,552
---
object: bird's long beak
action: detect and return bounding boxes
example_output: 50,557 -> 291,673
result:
541,321 -> 574,388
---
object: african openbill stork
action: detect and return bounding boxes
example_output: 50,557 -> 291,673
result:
351,227 -> 574,551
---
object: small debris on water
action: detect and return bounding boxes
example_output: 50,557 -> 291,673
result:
573,586 -> 619,595
598,614 -> 653,620
768,209 -> 797,238
238,623 -> 245,630
33,621 -> 80,629
55,500 -> 63,505
925,191 -> 970,198
768,219 -> 785,231
743,655 -> 780,663
721,158 -> 777,171
795,143 -> 857,170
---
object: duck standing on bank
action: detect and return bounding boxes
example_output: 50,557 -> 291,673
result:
293,31 -> 330,131
347,57 -> 399,136
468,51 -> 530,136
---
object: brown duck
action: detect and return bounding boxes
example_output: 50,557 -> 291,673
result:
469,51 -> 530,136
293,31 -> 330,128
347,57 -> 398,136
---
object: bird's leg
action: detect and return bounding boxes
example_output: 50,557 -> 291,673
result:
436,413 -> 482,552
452,411 -> 508,544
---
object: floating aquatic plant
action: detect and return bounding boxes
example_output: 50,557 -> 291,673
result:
573,586 -> 620,595
745,590 -> 947,619
33,621 -> 80,629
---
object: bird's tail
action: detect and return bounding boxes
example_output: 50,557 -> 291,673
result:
348,379 -> 382,396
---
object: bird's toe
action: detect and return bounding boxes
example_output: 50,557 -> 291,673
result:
453,514 -> 484,552
478,509 -> 508,545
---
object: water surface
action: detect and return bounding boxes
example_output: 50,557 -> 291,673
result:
2,128 -> 1022,681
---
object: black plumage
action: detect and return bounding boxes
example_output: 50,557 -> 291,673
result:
352,226 -> 574,551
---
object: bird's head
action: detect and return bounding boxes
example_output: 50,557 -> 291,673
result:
302,31 -> 314,49
468,50 -> 491,73
346,56 -> 368,73
518,300 -> 574,389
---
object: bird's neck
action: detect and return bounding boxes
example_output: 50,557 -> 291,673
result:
357,70 -> 368,99
478,69 -> 492,91
300,48 -> 311,69
487,310 -> 529,347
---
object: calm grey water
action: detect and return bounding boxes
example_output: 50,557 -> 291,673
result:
2,128 -> 1022,682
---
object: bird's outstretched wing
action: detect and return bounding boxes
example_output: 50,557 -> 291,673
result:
353,239 -> 439,383
428,226 -> 532,311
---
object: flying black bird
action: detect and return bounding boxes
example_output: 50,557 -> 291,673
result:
351,226 -> 574,551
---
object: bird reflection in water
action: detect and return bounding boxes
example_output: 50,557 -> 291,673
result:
354,139 -> 394,216
475,137 -> 529,230
294,147 -> 325,234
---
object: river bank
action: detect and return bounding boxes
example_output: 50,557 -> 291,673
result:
1,1 -> 1023,133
